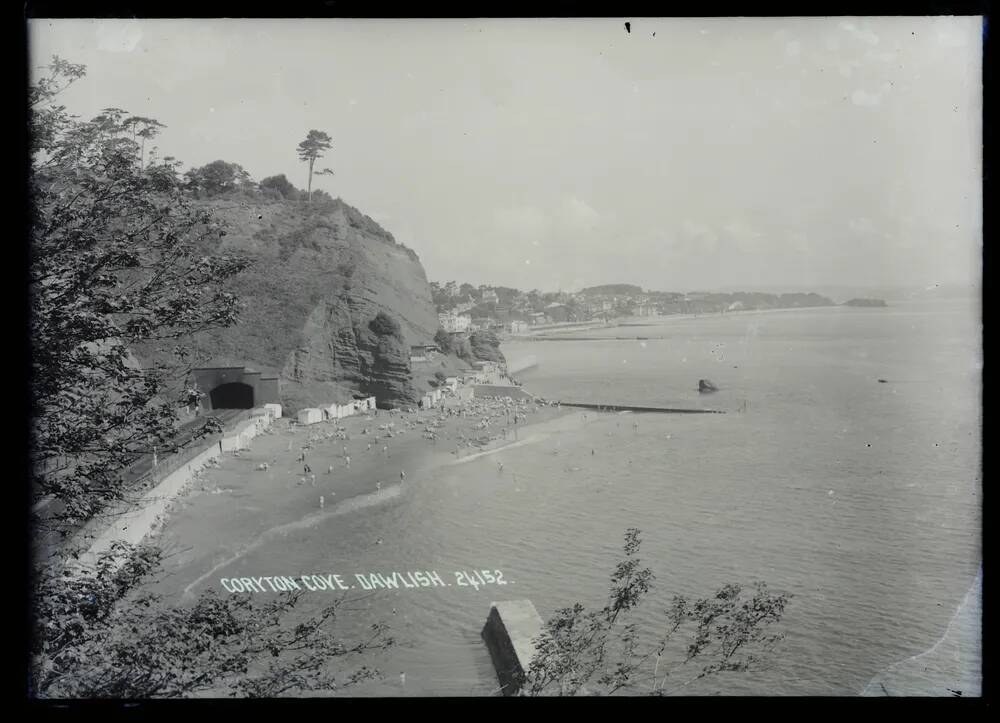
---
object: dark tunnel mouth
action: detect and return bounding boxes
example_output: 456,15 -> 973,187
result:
209,382 -> 255,409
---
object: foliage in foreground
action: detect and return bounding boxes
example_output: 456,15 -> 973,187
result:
524,529 -> 790,695
30,56 -> 250,527
30,542 -> 394,698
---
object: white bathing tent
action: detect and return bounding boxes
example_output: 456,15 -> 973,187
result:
297,408 -> 323,425
263,403 -> 282,419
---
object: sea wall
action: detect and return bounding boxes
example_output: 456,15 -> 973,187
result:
75,412 -> 277,571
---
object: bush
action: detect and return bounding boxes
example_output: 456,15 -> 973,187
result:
368,311 -> 403,341
260,173 -> 298,199
434,329 -> 451,354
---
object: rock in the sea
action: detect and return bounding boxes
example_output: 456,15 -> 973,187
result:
698,379 -> 718,393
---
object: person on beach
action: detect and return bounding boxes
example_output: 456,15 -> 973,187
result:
376,481 -> 382,495
327,465 -> 334,474
345,455 -> 351,468
383,445 -> 389,458
320,495 -> 325,509
400,470 -> 405,483
304,463 -> 312,474
497,462 -> 504,473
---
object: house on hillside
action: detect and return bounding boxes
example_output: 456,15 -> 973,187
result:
410,344 -> 439,363
439,312 -> 471,333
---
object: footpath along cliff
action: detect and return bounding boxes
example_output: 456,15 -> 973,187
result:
174,197 -> 438,410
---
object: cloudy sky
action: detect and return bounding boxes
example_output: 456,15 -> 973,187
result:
29,17 -> 982,293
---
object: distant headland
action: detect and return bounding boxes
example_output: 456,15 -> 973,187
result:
843,298 -> 888,307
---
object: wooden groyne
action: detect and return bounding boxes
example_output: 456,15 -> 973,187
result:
525,336 -> 665,342
559,401 -> 725,414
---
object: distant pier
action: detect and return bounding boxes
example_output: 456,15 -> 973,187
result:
559,401 -> 725,414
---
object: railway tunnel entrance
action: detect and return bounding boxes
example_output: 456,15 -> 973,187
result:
209,382 -> 254,409
192,366 -> 281,411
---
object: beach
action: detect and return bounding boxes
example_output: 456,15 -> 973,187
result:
145,389 -> 572,601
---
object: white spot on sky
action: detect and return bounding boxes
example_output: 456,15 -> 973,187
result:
851,89 -> 882,106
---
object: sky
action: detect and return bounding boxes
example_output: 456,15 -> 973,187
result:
28,17 -> 983,293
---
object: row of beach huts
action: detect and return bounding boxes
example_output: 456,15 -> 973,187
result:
419,376 -> 462,409
295,397 -> 378,426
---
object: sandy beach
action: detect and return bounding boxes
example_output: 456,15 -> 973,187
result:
145,389 -> 572,599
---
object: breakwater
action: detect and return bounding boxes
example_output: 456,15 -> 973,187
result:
523,336 -> 664,341
558,401 -> 725,414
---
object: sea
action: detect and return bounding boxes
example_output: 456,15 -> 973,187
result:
210,298 -> 982,696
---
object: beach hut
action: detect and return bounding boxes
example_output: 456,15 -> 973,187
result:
263,403 -> 282,419
297,408 -> 323,426
249,408 -> 272,432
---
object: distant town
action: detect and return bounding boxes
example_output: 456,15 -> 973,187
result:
430,281 -> 835,336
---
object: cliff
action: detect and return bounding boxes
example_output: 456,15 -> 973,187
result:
167,197 -> 438,410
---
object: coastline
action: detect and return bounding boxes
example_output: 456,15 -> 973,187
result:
509,304 -> 853,340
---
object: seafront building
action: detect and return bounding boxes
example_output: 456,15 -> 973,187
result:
439,311 -> 471,333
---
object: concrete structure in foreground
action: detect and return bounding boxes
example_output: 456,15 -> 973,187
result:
481,599 -> 545,696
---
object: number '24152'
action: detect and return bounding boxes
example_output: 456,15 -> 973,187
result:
455,570 -> 508,590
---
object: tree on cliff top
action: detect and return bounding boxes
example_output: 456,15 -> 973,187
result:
296,130 -> 333,204
30,56 -> 250,527
259,173 -> 298,200
184,160 -> 254,197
